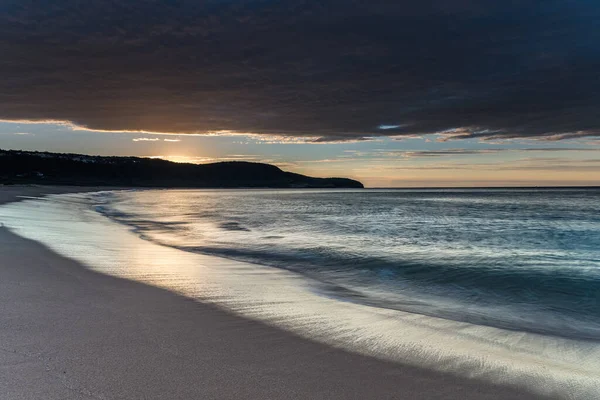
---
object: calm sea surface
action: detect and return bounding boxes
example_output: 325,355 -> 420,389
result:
96,188 -> 600,340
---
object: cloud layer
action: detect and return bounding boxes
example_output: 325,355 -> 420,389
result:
1,1 -> 599,141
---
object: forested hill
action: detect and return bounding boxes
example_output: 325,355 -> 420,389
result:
0,149 -> 364,188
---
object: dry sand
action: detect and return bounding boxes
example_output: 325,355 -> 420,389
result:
0,186 -> 543,399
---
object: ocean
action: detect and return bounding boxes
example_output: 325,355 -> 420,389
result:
1,188 -> 599,397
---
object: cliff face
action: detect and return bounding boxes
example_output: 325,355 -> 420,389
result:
0,150 -> 364,189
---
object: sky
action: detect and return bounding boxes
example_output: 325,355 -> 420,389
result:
1,0 -> 599,187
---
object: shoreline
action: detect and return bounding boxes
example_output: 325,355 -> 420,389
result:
0,186 -> 545,399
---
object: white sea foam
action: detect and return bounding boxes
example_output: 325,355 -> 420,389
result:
0,192 -> 599,399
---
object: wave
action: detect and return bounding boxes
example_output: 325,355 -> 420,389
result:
92,191 -> 600,341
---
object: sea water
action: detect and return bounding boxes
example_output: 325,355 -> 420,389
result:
1,188 -> 599,397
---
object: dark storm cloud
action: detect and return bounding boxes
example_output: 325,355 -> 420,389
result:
1,1 -> 599,140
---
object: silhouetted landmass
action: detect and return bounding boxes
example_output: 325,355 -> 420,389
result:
0,149 -> 363,188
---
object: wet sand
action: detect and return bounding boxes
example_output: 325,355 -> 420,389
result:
0,186 -> 543,399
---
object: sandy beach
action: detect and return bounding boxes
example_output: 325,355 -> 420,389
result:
0,186 -> 544,399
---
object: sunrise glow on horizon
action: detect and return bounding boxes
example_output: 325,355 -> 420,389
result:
2,119 -> 599,187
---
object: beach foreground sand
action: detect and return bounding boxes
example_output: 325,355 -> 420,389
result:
0,186 -> 543,399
